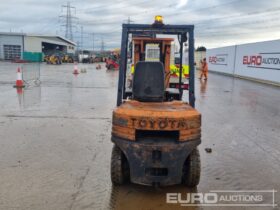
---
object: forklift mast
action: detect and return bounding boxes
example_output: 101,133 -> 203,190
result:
117,23 -> 195,107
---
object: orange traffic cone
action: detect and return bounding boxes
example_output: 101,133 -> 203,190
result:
96,64 -> 101,70
73,63 -> 79,74
15,86 -> 24,107
13,67 -> 25,88
16,87 -> 23,94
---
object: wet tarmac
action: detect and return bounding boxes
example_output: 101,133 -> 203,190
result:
0,62 -> 279,210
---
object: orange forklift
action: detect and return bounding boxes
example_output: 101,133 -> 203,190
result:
111,16 -> 201,187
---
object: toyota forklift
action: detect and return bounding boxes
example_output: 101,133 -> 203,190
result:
111,16 -> 201,187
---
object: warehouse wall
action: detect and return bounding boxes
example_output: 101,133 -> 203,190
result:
24,36 -> 42,52
0,34 -> 75,60
67,45 -> 75,54
24,36 -> 76,53
206,40 -> 280,85
0,35 -> 23,60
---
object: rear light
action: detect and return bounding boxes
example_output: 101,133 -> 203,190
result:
175,84 -> 189,90
170,74 -> 189,78
183,84 -> 189,89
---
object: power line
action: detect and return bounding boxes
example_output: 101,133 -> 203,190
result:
80,25 -> 83,50
60,2 -> 78,41
79,0 -> 251,26
195,15 -> 280,33
101,38 -> 104,52
92,33 -> 95,51
194,6 -> 280,26
77,0 -> 152,13
197,25 -> 280,38
59,0 -> 280,49
127,16 -> 134,24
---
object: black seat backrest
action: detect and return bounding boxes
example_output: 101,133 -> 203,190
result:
133,61 -> 165,102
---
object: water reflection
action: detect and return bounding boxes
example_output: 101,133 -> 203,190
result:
16,86 -> 41,109
199,79 -> 208,97
110,183 -> 199,210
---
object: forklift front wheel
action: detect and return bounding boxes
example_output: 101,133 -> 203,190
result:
111,145 -> 130,185
182,147 -> 201,187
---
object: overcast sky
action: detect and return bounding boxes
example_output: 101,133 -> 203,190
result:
0,0 -> 280,50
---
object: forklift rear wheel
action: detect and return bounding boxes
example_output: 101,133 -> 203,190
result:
182,147 -> 201,187
111,145 -> 130,185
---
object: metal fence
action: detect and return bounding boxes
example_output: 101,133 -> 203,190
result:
21,63 -> 41,85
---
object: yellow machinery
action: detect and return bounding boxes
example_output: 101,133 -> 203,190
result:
44,55 -> 62,65
62,54 -> 74,63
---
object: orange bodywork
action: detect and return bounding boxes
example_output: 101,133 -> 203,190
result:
112,100 -> 201,141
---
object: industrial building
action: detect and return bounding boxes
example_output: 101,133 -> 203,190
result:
0,32 -> 76,61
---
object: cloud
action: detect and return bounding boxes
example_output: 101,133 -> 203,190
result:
176,0 -> 189,8
0,0 -> 279,50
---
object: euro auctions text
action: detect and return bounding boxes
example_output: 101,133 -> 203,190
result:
166,190 -> 277,207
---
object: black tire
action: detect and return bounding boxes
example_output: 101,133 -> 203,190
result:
111,145 -> 129,185
182,147 -> 201,187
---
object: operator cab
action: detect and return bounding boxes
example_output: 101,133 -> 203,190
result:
126,36 -> 181,101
